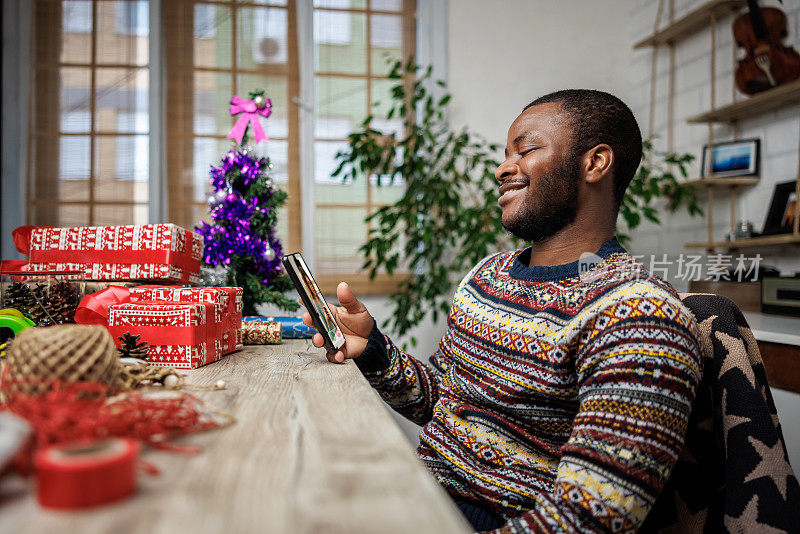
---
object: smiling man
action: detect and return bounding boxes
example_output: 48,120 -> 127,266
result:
302,89 -> 702,533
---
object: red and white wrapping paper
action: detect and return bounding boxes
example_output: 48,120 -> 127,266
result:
130,286 -> 226,325
206,287 -> 243,330
24,224 -> 202,283
108,302 -> 222,369
208,287 -> 243,351
130,286 -> 242,353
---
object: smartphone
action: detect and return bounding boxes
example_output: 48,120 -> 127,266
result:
282,252 -> 346,354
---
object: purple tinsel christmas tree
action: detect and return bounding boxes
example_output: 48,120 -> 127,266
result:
196,90 -> 297,315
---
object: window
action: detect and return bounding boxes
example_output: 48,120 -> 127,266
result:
63,1 -> 92,34
115,0 -> 149,36
314,10 -> 352,45
312,0 -> 411,291
193,5 -> 217,39
30,0 -> 150,227
115,112 -> 149,181
163,0 -> 293,247
28,0 -> 415,293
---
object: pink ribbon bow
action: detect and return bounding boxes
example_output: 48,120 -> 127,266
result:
227,95 -> 272,145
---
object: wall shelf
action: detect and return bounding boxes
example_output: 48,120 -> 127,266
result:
683,176 -> 760,188
633,0 -> 745,49
685,234 -> 800,250
687,79 -> 800,123
634,0 -> 800,253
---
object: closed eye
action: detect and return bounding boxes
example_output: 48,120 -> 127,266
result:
519,147 -> 537,157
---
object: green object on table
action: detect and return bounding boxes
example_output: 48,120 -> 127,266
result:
0,309 -> 36,358
0,308 -> 36,336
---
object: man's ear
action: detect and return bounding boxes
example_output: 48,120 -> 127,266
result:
583,144 -> 614,184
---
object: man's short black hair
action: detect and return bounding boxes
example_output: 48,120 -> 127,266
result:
523,89 -> 642,207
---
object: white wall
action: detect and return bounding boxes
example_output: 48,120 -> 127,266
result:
628,0 -> 800,469
447,0 -> 635,142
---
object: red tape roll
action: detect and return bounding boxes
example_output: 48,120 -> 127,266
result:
35,438 -> 140,510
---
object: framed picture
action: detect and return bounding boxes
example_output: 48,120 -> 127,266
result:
701,138 -> 760,178
762,181 -> 798,236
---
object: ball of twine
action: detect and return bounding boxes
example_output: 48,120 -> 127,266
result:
3,325 -> 121,395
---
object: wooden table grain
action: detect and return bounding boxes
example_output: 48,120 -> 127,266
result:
0,341 -> 472,534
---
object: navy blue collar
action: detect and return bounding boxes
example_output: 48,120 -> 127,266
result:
509,237 -> 627,282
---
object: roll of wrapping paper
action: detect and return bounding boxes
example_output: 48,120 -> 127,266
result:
243,316 -> 315,339
242,320 -> 282,345
35,438 -> 139,510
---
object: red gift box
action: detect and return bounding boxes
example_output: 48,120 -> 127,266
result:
130,285 -> 242,353
206,287 -> 243,351
108,302 -> 222,369
130,286 -> 240,354
206,286 -> 243,330
19,224 -> 202,283
130,286 -> 226,324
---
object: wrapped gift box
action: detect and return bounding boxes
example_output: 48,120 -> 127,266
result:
108,302 -> 222,369
24,224 -> 202,283
244,316 -> 314,339
129,286 -> 226,326
242,320 -> 282,344
130,285 -> 242,353
207,287 -> 243,332
214,287 -> 243,351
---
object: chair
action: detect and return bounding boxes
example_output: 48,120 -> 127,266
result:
642,293 -> 800,533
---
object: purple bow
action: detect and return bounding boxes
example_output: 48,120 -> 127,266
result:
227,95 -> 272,145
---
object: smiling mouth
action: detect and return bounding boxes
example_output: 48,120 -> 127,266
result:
498,181 -> 529,204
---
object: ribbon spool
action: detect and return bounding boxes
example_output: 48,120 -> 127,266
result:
35,438 -> 139,510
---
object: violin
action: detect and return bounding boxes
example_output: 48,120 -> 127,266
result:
733,0 -> 800,95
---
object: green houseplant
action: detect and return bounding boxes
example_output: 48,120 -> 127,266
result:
619,139 -> 702,244
333,58 -> 701,342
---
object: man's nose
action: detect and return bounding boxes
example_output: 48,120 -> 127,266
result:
495,159 -> 518,182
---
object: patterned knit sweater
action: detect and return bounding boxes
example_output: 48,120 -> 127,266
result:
354,238 -> 702,533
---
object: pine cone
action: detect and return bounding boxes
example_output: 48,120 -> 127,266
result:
117,332 -> 150,360
48,282 -> 79,324
4,282 -> 35,315
26,284 -> 55,327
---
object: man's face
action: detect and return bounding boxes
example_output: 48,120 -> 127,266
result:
495,102 -> 583,243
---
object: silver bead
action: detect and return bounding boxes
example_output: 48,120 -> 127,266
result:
214,189 -> 228,202
262,247 -> 276,261
253,95 -> 267,109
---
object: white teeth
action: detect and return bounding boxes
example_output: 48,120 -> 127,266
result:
500,184 -> 526,196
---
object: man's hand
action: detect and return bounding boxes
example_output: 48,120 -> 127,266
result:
300,282 -> 374,364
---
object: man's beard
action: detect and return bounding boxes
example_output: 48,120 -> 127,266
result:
502,154 -> 582,243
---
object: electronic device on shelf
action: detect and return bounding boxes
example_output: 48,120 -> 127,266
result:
761,276 -> 800,317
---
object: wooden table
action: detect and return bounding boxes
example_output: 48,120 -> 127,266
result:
0,341 -> 471,534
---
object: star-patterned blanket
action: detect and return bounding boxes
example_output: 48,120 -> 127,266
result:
641,293 -> 800,533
